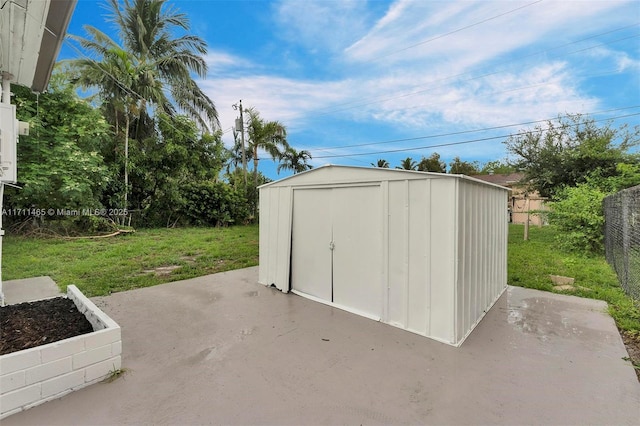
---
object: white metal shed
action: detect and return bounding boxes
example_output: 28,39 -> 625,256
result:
259,165 -> 508,346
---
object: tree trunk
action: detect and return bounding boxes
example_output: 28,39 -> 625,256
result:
124,114 -> 130,210
253,146 -> 259,187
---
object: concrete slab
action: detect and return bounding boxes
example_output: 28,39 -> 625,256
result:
3,267 -> 639,425
2,276 -> 62,305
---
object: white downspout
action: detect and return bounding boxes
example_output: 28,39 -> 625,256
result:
2,72 -> 11,104
0,72 -> 12,305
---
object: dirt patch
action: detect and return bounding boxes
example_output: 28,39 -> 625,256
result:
620,330 -> 640,381
142,265 -> 181,276
0,297 -> 94,355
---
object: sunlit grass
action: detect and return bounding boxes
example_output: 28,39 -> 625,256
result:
3,225 -> 259,297
508,224 -> 640,334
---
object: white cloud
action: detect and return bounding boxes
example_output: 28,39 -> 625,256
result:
204,51 -> 255,74
273,0 -> 374,53
198,74 -> 351,146
196,0 -> 637,169
587,47 -> 640,73
344,0 -> 635,71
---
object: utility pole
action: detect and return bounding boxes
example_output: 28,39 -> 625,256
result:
233,100 -> 248,185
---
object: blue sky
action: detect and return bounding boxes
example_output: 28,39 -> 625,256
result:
61,0 -> 640,179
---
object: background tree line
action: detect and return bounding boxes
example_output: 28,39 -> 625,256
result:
4,0 -> 311,233
371,153 -> 515,175
5,0 -> 639,247
371,114 -> 640,254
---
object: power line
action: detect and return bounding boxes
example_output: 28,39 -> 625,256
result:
309,106 -> 640,152
310,112 -> 640,159
289,30 -> 640,124
362,0 -> 544,63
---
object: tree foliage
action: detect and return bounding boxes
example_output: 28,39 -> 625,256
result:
6,78 -> 111,213
182,181 -> 250,227
547,181 -> 608,253
371,159 -> 389,168
417,153 -> 446,173
128,113 -> 227,226
244,107 -> 289,185
277,147 -> 312,174
479,159 -> 516,175
507,114 -> 640,253
65,0 -> 220,208
396,157 -> 417,170
106,0 -> 218,130
448,156 -> 479,175
505,113 -> 639,198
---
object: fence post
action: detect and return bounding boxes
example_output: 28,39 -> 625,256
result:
622,194 -> 629,289
604,185 -> 639,299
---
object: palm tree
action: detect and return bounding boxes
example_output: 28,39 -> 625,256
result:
277,147 -> 313,174
371,159 -> 389,168
66,0 -> 219,206
245,108 -> 289,186
226,133 -> 254,176
396,157 -> 417,170
106,0 -> 218,131
65,29 -> 160,208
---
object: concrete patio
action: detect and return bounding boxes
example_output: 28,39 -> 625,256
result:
3,266 -> 639,424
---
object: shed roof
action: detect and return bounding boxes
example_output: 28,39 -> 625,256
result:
260,164 -> 509,191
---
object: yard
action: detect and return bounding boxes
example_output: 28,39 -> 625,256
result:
2,225 -> 259,297
2,223 -> 639,372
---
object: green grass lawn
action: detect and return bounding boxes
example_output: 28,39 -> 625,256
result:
3,222 -> 638,338
508,224 -> 640,335
2,225 -> 258,297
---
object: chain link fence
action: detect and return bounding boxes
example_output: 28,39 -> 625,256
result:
604,185 -> 640,299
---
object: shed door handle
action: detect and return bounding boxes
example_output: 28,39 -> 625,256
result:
329,241 -> 335,251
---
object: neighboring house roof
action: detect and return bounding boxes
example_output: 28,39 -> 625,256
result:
0,0 -> 77,92
472,173 -> 525,187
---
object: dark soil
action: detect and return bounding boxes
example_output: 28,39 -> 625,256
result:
0,297 -> 94,355
620,331 -> 640,381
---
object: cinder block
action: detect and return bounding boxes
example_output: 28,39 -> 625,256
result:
72,344 -> 112,370
0,370 -> 25,393
25,357 -> 71,385
0,349 -> 41,375
85,328 -> 120,350
41,370 -> 84,399
0,384 -> 41,413
41,338 -> 85,364
68,286 -> 117,330
111,341 -> 122,356
85,356 -> 121,383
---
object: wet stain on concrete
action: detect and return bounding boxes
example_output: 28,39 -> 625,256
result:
507,291 -> 612,345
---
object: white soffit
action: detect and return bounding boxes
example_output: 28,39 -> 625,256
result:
0,0 -> 76,92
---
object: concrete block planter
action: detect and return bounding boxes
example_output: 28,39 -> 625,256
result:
0,286 -> 121,419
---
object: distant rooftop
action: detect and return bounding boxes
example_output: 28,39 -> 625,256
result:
471,173 -> 525,187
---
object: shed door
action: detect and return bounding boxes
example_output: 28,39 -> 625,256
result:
291,185 -> 382,319
291,188 -> 333,301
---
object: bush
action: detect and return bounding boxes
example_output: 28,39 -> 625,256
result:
547,164 -> 640,254
182,182 -> 251,227
547,183 -> 607,253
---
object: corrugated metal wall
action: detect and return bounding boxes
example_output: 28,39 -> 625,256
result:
258,186 -> 292,289
386,178 -> 458,344
259,166 -> 508,346
455,180 -> 508,344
